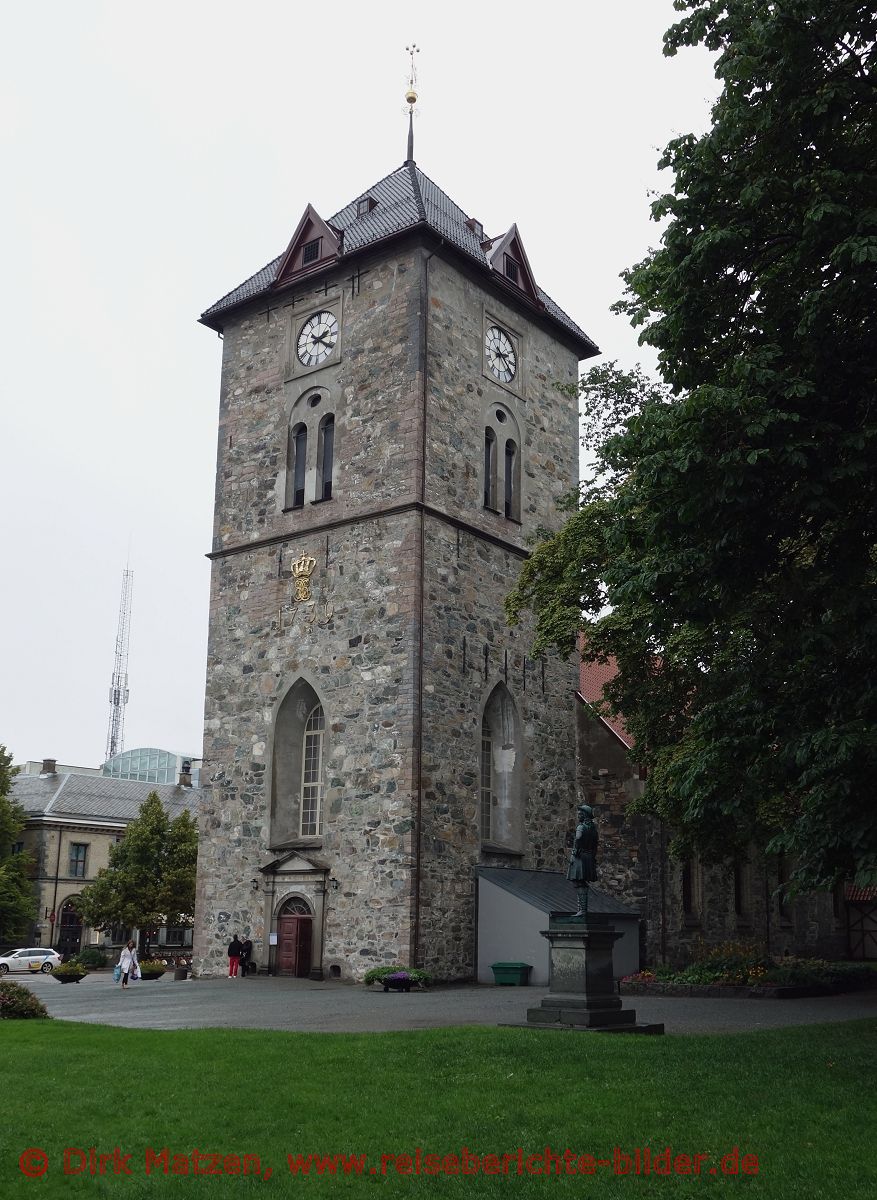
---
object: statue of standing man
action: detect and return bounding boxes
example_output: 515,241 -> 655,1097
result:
566,804 -> 598,917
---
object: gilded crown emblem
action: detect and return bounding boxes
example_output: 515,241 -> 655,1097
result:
291,552 -> 316,602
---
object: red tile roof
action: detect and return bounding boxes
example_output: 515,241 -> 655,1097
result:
577,655 -> 633,749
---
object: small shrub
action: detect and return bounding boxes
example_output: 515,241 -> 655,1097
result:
51,961 -> 88,979
0,980 -> 51,1019
137,960 -> 166,977
74,947 -> 107,969
362,964 -> 430,987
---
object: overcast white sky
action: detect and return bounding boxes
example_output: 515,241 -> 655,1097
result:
0,1 -> 719,769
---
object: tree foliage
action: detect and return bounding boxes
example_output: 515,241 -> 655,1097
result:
508,0 -> 877,889
78,792 -> 198,940
0,746 -> 37,943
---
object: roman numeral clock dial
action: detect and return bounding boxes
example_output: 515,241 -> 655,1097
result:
297,311 -> 339,367
485,325 -> 516,384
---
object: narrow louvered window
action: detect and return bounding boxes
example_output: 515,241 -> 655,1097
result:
484,429 -> 497,509
480,721 -> 493,840
289,424 -> 307,508
504,440 -> 518,519
318,414 -> 334,501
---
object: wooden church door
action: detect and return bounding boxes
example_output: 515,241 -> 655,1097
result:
277,898 -> 313,976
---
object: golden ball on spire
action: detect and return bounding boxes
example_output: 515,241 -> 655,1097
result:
405,87 -> 418,106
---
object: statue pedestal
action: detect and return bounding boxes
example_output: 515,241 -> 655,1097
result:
521,912 -> 663,1035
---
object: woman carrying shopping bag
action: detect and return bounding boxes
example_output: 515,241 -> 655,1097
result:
118,940 -> 139,990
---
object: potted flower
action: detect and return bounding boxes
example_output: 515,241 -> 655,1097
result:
51,962 -> 88,984
362,964 -> 430,991
136,959 -> 167,982
382,971 -> 413,993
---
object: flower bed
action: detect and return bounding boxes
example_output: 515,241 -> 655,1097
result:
621,946 -> 875,1000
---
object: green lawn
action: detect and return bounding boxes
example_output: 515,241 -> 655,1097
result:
1,1021 -> 875,1197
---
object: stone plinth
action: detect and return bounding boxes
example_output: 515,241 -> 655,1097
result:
520,911 -> 664,1035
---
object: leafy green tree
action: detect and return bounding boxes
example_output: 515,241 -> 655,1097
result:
79,792 -> 198,953
0,746 -> 37,942
508,1 -> 877,890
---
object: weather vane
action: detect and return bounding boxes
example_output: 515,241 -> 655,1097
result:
405,43 -> 420,109
404,43 -> 420,164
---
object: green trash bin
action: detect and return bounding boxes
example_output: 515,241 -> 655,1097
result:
490,962 -> 532,986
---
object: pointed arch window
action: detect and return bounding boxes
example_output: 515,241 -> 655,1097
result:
318,414 -> 335,502
300,704 -> 325,836
271,680 -> 328,845
288,423 -> 307,509
479,684 -> 523,850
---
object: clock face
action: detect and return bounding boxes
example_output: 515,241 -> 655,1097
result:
485,326 -> 517,383
297,311 -> 339,367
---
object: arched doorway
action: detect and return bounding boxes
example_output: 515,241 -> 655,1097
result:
277,897 -> 313,977
57,898 -> 83,959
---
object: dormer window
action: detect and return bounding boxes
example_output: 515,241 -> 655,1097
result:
356,196 -> 377,218
466,217 -> 484,240
504,256 -> 519,284
302,238 -> 321,265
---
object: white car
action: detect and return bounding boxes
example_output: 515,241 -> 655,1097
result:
0,947 -> 62,975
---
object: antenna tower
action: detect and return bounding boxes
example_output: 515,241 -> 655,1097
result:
105,568 -> 133,763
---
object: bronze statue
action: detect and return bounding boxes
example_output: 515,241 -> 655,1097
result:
566,804 -> 598,916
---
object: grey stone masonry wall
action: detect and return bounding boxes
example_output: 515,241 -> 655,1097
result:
417,518 -> 578,979
424,255 -> 580,540
195,232 -> 589,981
210,245 -> 424,556
196,513 -> 420,979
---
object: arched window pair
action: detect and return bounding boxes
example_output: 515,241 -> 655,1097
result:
286,396 -> 335,510
479,683 -> 523,848
483,406 -> 521,521
271,680 -> 326,842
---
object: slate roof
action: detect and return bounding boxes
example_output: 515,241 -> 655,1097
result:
201,162 -> 598,355
13,773 -> 201,825
477,866 -> 639,917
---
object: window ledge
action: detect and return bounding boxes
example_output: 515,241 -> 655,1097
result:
268,838 -> 324,852
310,496 -> 334,506
481,841 -> 525,858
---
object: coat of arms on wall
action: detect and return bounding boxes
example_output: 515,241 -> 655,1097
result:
291,552 -> 316,602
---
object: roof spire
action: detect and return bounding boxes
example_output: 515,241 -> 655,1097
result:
404,42 -> 419,164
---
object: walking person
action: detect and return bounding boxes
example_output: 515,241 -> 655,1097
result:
227,933 -> 243,979
118,940 -> 139,991
239,936 -> 253,978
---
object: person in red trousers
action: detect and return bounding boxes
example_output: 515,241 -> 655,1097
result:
227,934 -> 242,978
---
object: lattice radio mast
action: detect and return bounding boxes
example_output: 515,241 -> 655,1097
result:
105,568 -> 133,762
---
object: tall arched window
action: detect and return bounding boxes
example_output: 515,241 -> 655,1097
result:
483,429 -> 497,510
288,423 -> 307,508
300,704 -> 325,836
271,680 -> 327,844
480,684 -> 523,849
318,414 -> 335,502
504,439 -> 519,520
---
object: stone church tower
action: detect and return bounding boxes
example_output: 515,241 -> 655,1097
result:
193,143 -> 598,980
